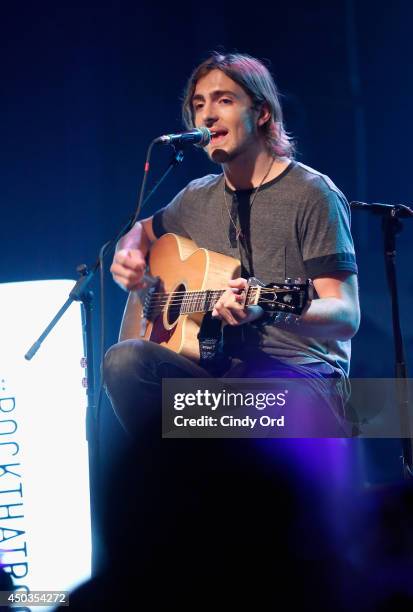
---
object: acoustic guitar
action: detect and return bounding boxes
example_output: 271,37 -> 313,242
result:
119,233 -> 312,362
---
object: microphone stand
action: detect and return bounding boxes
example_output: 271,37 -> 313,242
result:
24,145 -> 185,574
351,201 -> 413,478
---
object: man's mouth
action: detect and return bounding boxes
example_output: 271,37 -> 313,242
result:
210,129 -> 228,143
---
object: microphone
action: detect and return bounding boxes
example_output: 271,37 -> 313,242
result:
154,127 -> 211,147
351,201 -> 413,218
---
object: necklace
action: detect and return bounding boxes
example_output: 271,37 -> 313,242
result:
222,157 -> 275,243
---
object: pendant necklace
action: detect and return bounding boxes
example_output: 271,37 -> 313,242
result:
222,157 -> 275,244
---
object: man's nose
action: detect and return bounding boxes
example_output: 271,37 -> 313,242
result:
200,103 -> 218,127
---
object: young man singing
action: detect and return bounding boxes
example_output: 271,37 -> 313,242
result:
104,52 -> 360,436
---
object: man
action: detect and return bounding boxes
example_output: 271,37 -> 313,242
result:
104,52 -> 360,436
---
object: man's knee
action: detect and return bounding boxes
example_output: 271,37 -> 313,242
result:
103,339 -> 149,388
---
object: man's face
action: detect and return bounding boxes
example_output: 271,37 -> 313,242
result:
192,69 -> 262,164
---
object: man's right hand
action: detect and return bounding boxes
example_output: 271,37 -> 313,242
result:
110,248 -> 147,291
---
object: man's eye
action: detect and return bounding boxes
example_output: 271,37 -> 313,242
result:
194,103 -> 204,111
220,98 -> 232,104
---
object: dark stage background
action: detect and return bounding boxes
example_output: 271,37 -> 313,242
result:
2,1 -> 413,483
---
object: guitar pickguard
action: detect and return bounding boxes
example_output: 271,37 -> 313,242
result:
149,315 -> 177,345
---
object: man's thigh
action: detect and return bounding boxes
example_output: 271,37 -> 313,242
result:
103,339 -> 211,433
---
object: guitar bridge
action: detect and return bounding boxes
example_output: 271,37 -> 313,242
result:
142,277 -> 161,321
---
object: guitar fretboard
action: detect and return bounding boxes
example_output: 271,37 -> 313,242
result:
181,289 -> 223,314
145,286 -> 259,317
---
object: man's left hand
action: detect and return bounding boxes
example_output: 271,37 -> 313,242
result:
211,278 -> 264,326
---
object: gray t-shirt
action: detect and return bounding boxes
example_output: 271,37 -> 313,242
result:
152,161 -> 358,376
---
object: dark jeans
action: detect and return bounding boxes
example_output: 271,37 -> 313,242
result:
103,338 -> 348,437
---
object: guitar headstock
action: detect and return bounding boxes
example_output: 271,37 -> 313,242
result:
247,277 -> 313,316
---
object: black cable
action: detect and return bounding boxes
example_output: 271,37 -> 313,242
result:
94,240 -> 111,441
93,139 -> 180,435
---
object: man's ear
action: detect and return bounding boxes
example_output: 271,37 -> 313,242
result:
257,102 -> 271,127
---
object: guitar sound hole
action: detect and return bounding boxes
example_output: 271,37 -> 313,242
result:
166,283 -> 186,326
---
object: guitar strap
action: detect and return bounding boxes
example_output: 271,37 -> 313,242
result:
197,312 -> 230,375
197,191 -> 255,370
228,190 -> 255,279
223,192 -> 256,357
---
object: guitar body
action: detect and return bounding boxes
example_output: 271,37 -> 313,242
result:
119,233 -> 241,361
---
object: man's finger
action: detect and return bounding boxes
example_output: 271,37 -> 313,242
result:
212,300 -> 247,325
110,263 -> 141,281
228,278 -> 247,289
115,252 -> 145,270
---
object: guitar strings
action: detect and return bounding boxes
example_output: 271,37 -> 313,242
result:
146,287 -> 296,297
145,292 -> 299,315
141,286 -> 303,318
145,288 -> 298,304
146,296 -> 295,306
145,300 -> 298,316
144,287 -> 297,305
145,298 -> 292,307
145,296 -> 299,310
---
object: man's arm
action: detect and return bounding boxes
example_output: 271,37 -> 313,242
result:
295,272 -> 360,340
110,216 -> 156,291
212,272 -> 360,342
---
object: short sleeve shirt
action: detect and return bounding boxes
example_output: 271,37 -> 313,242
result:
152,161 -> 357,376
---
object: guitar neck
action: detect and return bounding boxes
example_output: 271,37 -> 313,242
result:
143,282 -> 309,321
179,288 -> 257,314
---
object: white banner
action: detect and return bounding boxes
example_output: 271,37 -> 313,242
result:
0,280 -> 91,610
